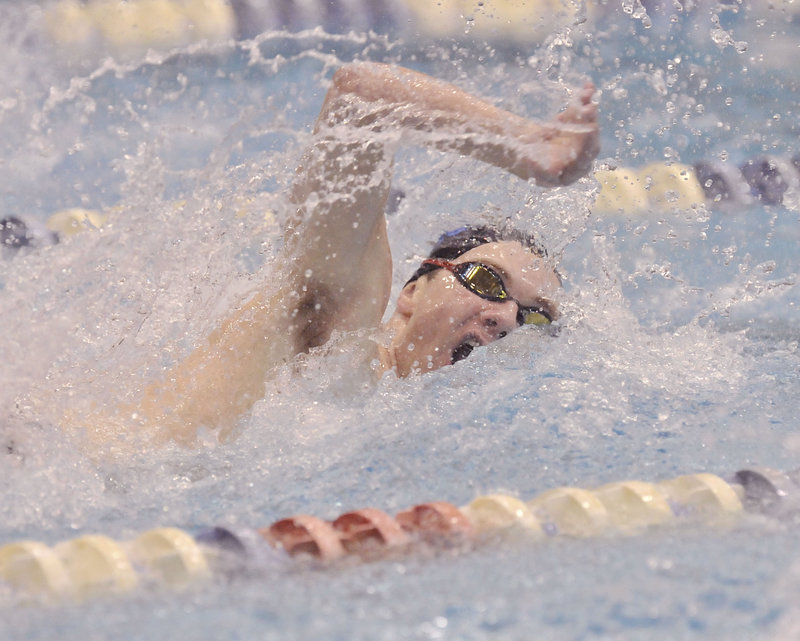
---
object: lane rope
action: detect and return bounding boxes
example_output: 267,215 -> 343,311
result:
594,155 -> 800,214
40,0 -> 800,50
1,467 -> 795,603
4,155 -> 798,259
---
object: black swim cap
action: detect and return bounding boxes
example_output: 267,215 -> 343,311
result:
404,223 -> 549,286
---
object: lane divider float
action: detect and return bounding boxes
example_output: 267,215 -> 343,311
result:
4,154 -> 797,260
42,0 -> 800,55
1,467 -> 795,604
594,155 -> 800,213
40,0 -> 585,53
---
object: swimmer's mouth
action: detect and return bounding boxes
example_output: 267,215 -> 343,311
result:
451,337 -> 480,364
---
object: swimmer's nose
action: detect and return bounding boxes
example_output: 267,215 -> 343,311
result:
480,303 -> 519,341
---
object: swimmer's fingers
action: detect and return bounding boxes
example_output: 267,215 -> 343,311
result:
579,81 -> 598,119
579,81 -> 596,104
577,83 -> 598,121
557,81 -> 598,126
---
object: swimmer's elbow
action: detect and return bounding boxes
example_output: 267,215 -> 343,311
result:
330,62 -> 393,104
331,65 -> 360,95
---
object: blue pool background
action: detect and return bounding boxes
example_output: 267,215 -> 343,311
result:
1,1 -> 800,639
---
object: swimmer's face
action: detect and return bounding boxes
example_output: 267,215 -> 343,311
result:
389,241 -> 560,376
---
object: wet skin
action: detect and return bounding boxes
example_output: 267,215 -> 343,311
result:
383,240 -> 561,377
64,63 -> 597,449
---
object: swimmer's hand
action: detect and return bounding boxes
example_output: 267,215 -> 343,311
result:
511,81 -> 599,186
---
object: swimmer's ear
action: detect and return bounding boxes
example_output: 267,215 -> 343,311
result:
395,281 -> 417,317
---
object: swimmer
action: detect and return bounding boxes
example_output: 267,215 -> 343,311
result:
75,62 -> 599,448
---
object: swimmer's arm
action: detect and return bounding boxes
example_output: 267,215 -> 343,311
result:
114,64 -> 597,446
65,289 -> 291,451
313,63 -> 598,185
284,63 -> 598,348
127,285 -> 296,446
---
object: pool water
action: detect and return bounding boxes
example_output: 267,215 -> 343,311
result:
2,1 -> 800,639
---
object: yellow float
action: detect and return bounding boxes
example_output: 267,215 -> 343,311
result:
592,480 -> 674,532
461,494 -> 543,535
0,541 -> 73,599
54,534 -> 138,599
528,486 -> 610,537
129,527 -> 210,589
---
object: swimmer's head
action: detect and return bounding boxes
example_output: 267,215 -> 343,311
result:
386,223 -> 561,376
404,224 -> 555,286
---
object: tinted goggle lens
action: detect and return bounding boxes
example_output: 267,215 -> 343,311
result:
455,263 -> 508,300
518,309 -> 551,326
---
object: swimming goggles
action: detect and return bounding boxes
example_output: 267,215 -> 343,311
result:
421,258 -> 553,326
